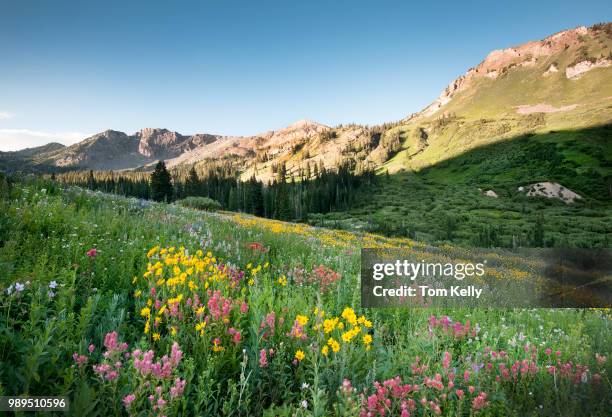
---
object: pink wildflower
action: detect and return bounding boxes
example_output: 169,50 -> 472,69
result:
123,394 -> 136,408
442,351 -> 451,370
259,349 -> 268,367
170,378 -> 186,398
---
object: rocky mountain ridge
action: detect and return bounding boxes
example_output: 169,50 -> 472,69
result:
3,23 -> 611,179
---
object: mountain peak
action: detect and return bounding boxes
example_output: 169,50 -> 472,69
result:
287,119 -> 327,129
135,127 -> 173,137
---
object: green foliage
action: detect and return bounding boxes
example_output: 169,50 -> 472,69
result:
314,126 -> 611,248
178,196 -> 222,211
150,160 -> 173,202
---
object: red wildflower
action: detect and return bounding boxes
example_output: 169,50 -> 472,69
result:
247,242 -> 268,253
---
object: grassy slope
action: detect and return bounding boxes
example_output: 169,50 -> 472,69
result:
313,125 -> 611,247
382,27 -> 612,172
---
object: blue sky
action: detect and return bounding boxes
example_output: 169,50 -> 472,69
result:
0,0 -> 610,150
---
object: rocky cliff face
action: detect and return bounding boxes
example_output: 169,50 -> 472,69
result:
136,128 -> 186,158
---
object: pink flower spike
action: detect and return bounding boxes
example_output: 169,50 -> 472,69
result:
122,394 -> 136,408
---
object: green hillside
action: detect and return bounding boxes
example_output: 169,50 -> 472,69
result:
310,125 -> 612,248
381,24 -> 612,172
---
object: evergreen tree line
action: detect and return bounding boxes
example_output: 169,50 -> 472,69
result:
55,160 -> 377,221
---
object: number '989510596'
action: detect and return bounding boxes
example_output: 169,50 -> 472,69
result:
0,396 -> 68,411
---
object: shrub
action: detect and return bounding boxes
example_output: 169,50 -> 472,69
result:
178,196 -> 222,211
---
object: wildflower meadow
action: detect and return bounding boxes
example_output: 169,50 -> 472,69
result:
0,178 -> 610,416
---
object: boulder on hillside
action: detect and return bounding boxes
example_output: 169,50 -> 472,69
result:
522,182 -> 582,203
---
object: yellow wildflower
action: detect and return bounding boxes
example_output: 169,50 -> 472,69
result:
152,332 -> 160,341
296,315 -> 309,326
147,246 -> 159,258
295,350 -> 305,361
341,307 -> 357,326
323,318 -> 339,333
330,339 -> 340,353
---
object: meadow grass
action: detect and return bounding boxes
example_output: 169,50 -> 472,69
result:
0,179 -> 610,416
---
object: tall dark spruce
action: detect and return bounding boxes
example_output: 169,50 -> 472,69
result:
150,160 -> 173,202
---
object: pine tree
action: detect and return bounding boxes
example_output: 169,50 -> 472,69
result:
532,214 -> 545,247
276,162 -> 287,184
87,170 -> 96,190
185,166 -> 200,196
276,181 -> 292,220
250,176 -> 264,216
150,161 -> 173,202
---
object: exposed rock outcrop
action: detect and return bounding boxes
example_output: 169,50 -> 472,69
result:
523,182 -> 582,203
566,58 -> 611,79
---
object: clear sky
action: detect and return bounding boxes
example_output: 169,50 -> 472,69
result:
0,0 -> 610,150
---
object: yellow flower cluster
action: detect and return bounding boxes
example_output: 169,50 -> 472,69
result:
230,213 -> 418,249
245,262 -> 268,286
294,306 -> 374,357
135,245 -> 246,343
